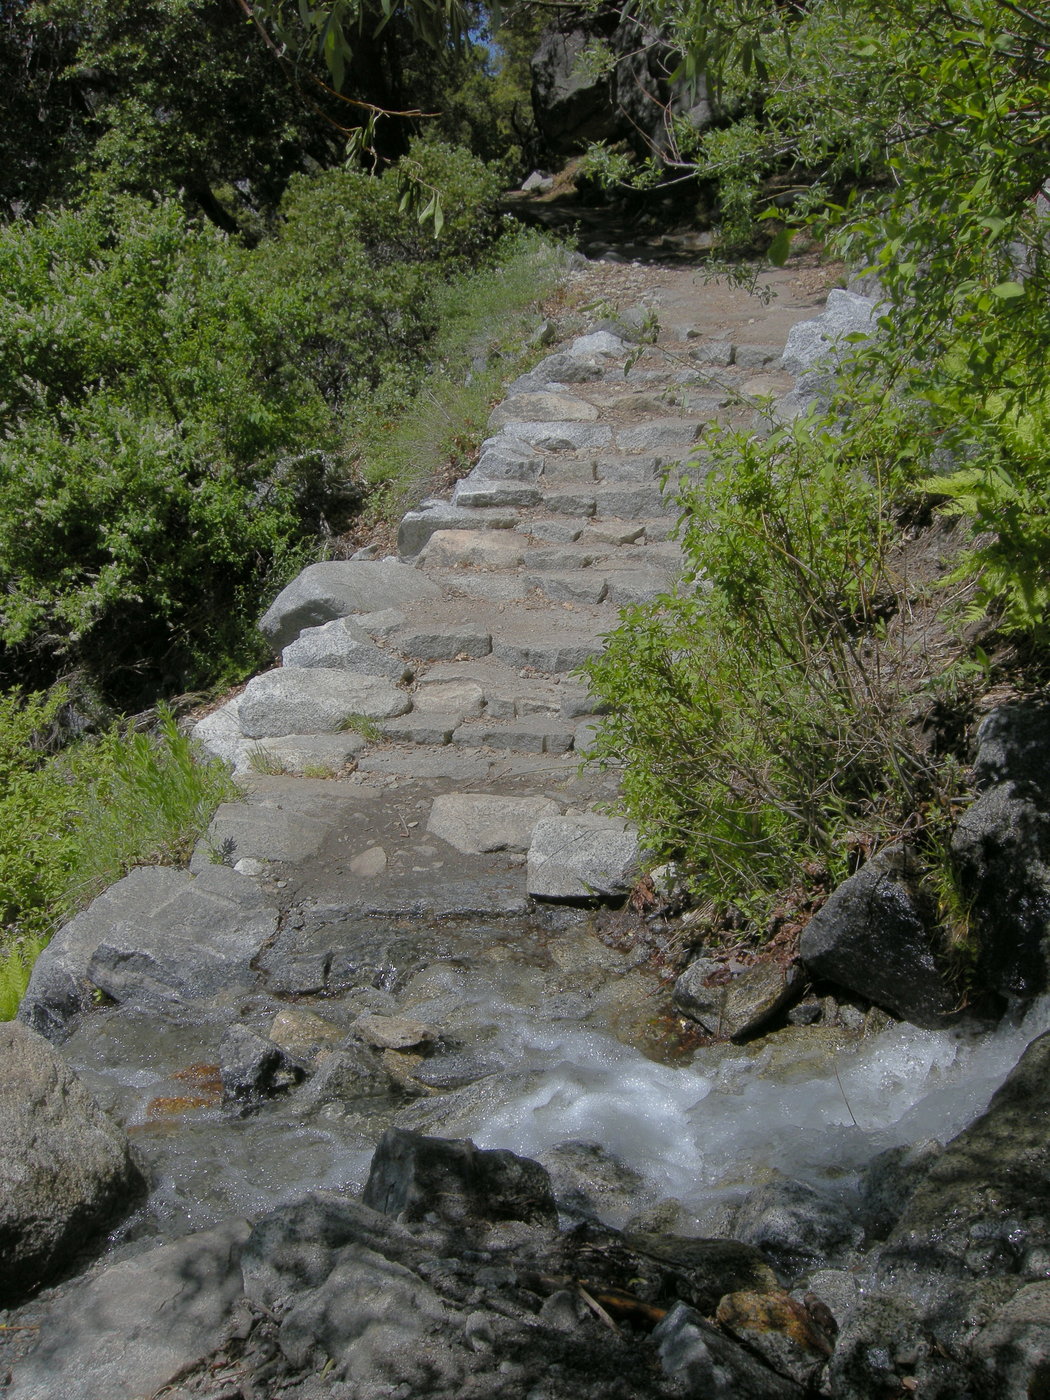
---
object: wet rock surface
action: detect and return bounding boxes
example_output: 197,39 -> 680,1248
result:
953,699 -> 1050,999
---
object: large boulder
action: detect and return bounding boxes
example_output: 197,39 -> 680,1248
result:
19,864 -> 277,1039
259,560 -> 441,651
531,15 -> 709,159
362,1128 -> 559,1229
237,667 -> 411,738
779,289 -> 882,375
0,1022 -> 144,1305
5,1221 -> 248,1400
799,847 -> 958,1028
951,700 -> 1050,998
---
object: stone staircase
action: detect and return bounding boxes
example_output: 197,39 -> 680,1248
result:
191,264 -> 838,908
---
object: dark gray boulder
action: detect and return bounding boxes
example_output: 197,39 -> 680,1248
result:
731,1178 -> 858,1280
362,1127 -> 559,1229
217,1023 -> 304,1105
0,1022 -> 144,1305
238,1191 -> 690,1398
5,1221 -> 248,1400
953,784 -> 1050,998
858,1138 -> 944,1242
653,1301 -> 805,1398
825,1291 -> 973,1400
972,1281 -> 1050,1400
531,14 -> 709,159
799,847 -> 958,1028
971,698 -> 1050,790
951,701 -> 1050,999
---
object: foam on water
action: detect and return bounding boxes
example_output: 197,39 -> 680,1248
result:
454,994 -> 1050,1219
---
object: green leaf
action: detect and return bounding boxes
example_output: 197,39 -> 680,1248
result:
767,227 -> 792,267
990,281 -> 1025,299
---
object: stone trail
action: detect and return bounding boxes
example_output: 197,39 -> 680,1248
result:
190,262 -> 843,910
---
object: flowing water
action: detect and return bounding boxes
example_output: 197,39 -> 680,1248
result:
60,907 -> 1050,1246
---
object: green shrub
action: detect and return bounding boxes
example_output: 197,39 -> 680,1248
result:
0,146 -> 530,704
0,688 -> 239,1017
584,409 -> 964,921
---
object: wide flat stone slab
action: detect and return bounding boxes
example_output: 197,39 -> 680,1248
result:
390,625 -> 492,661
615,419 -> 702,453
245,731 -> 366,776
238,668 -> 411,737
420,530 -> 526,569
526,571 -> 609,605
502,421 -> 613,452
259,561 -> 441,651
527,812 -> 641,900
198,797 -> 340,865
412,678 -> 485,717
451,716 -> 576,754
452,477 -> 543,509
191,697 -> 251,770
489,392 -> 599,428
6,1222 -> 249,1400
492,636 -> 603,673
427,793 -> 561,854
20,865 -> 278,1038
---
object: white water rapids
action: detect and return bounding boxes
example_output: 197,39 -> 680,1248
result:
65,916 -> 1050,1240
414,990 -> 1050,1227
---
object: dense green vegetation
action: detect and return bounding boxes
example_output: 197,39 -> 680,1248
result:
0,143 -> 561,707
0,693 -> 238,1017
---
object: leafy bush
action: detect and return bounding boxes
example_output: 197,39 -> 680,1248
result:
584,409 -> 965,920
0,688 -> 238,1018
0,146 -> 545,705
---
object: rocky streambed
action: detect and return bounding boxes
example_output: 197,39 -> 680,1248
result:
5,255 -> 1050,1399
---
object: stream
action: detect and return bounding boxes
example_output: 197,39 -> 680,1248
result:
59,903 -> 1050,1251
